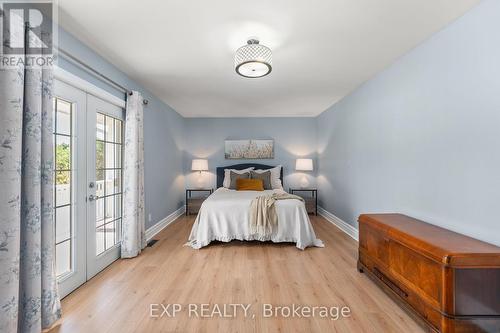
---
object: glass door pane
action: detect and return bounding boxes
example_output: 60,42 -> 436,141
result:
95,114 -> 123,255
86,94 -> 124,279
53,80 -> 87,299
54,98 -> 73,277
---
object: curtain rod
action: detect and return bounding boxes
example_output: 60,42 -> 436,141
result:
57,48 -> 149,105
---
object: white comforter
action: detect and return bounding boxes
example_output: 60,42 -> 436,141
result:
187,188 -> 324,250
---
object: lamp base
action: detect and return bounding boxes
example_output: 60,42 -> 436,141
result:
195,171 -> 205,189
300,176 -> 309,189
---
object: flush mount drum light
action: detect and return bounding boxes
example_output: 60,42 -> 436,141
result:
235,39 -> 272,78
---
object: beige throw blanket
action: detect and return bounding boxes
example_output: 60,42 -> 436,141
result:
249,193 -> 304,237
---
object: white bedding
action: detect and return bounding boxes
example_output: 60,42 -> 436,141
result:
187,188 -> 324,250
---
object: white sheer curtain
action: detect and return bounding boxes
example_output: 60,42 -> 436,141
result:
121,91 -> 146,258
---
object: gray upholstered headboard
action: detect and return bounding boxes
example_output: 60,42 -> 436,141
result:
216,164 -> 283,188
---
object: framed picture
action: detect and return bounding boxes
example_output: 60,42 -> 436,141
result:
224,139 -> 274,159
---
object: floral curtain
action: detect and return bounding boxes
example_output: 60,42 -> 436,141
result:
121,91 -> 146,258
0,22 -> 61,333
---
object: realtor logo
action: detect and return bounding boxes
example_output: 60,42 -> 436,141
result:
1,1 -> 53,55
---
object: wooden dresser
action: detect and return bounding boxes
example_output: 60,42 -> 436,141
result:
358,214 -> 500,333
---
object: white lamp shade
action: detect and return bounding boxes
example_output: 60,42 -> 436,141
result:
296,158 -> 313,171
191,159 -> 208,171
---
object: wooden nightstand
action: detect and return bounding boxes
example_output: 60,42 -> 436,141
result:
185,188 -> 213,215
289,188 -> 318,215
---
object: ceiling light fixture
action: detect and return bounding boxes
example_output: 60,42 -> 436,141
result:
234,38 -> 272,78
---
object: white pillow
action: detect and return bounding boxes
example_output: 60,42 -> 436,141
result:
223,167 -> 254,188
253,165 -> 282,190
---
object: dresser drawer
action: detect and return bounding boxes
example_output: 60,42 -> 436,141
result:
360,223 -> 442,308
359,251 -> 442,331
359,222 -> 390,263
388,239 -> 442,308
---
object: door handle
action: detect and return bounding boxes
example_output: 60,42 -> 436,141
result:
88,194 -> 99,202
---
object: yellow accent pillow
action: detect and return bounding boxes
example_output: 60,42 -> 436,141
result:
236,178 -> 264,191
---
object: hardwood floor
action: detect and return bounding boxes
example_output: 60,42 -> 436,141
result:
48,215 -> 425,333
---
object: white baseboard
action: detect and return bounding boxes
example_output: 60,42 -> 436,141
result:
145,206 -> 359,242
318,207 -> 359,241
145,206 -> 185,241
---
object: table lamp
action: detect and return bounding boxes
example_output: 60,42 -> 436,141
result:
192,159 -> 208,188
295,158 -> 313,188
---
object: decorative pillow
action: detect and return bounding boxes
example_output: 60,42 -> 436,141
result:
236,178 -> 264,191
253,165 -> 282,189
250,170 -> 272,190
229,171 -> 250,189
223,167 -> 254,188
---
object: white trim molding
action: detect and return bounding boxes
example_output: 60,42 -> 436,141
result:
54,66 -> 126,109
318,207 -> 359,241
145,206 -> 186,241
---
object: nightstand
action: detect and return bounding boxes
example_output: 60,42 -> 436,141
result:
185,188 -> 213,215
289,188 -> 317,215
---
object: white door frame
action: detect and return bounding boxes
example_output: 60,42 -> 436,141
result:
86,94 -> 124,279
54,67 -> 126,295
53,80 -> 87,298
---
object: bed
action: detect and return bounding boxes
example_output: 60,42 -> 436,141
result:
186,164 -> 324,250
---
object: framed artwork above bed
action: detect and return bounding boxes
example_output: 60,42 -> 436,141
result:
224,139 -> 274,159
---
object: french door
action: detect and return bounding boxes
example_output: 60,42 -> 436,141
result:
86,95 -> 123,278
53,80 -> 124,297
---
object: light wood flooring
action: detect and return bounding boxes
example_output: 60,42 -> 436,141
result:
47,215 -> 425,333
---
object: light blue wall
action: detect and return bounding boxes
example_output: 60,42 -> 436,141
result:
57,28 -> 317,229
58,29 -> 185,229
316,0 -> 500,246
58,0 -> 500,247
183,118 -> 317,190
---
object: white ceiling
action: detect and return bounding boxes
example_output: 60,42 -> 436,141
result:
57,0 -> 479,117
